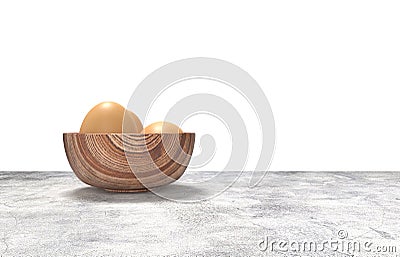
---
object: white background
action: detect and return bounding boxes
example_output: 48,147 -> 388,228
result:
0,0 -> 399,171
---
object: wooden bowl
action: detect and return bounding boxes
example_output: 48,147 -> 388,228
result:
63,133 -> 195,192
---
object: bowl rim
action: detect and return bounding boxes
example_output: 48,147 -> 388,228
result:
63,132 -> 195,135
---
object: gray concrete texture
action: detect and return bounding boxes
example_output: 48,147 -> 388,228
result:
0,171 -> 399,256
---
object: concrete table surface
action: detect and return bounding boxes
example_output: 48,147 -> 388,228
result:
0,171 -> 399,257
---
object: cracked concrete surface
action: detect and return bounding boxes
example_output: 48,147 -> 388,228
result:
0,171 -> 399,256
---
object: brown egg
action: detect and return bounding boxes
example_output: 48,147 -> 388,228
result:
80,102 -> 143,133
141,121 -> 183,134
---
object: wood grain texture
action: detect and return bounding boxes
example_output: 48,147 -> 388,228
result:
63,133 -> 195,192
